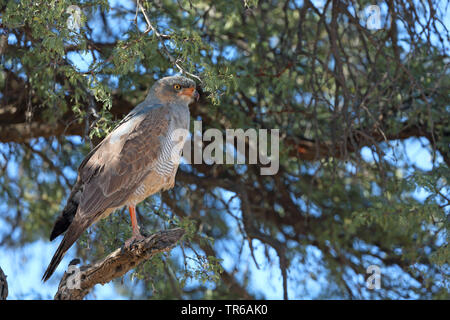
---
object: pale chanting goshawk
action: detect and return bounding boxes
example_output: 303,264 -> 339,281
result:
42,76 -> 199,282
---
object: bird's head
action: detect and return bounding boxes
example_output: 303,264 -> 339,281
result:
150,75 -> 199,105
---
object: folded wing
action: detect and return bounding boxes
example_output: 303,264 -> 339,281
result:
43,104 -> 170,281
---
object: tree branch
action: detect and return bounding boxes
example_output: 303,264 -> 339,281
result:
54,228 -> 185,300
0,267 -> 8,300
136,0 -> 202,83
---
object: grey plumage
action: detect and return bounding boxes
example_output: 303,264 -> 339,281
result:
43,76 -> 198,281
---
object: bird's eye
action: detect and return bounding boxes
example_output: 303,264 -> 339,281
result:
173,84 -> 181,90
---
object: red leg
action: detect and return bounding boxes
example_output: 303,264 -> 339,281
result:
129,205 -> 140,236
125,205 -> 144,246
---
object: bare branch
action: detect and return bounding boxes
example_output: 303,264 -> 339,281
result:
54,228 -> 185,300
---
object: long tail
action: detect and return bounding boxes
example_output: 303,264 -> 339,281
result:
42,223 -> 84,282
50,189 -> 81,241
49,206 -> 76,241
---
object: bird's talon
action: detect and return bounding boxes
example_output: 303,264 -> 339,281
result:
123,234 -> 145,249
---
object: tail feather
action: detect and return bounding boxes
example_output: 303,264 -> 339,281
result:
50,190 -> 80,241
42,224 -> 83,282
49,208 -> 75,241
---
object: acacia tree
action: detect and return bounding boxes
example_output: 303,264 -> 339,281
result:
0,0 -> 449,299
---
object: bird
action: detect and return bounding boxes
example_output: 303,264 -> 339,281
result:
42,75 -> 199,282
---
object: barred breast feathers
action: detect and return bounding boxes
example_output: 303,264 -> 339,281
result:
154,119 -> 189,177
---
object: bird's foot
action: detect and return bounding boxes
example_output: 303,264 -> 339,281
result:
122,233 -> 146,251
140,228 -> 150,238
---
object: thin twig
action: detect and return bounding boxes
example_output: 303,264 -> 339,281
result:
136,0 -> 202,83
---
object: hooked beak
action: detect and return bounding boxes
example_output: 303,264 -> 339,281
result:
180,87 -> 200,102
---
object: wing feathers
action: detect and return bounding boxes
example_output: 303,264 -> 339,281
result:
43,104 -> 171,281
78,105 -> 170,218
